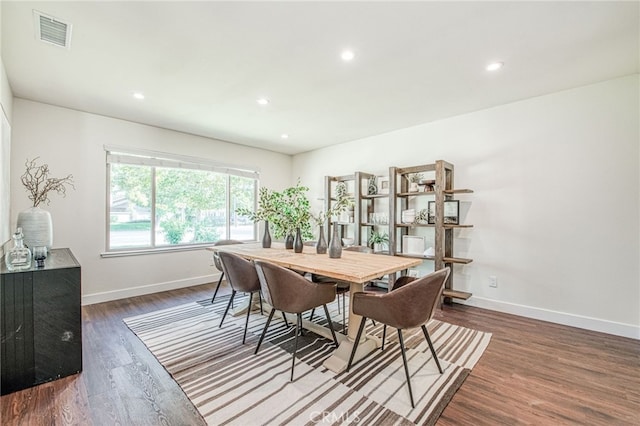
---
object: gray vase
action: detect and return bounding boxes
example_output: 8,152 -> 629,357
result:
316,225 -> 327,254
17,207 -> 53,249
328,222 -> 342,259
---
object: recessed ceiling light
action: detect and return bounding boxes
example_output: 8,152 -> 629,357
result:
281,134 -> 289,139
341,50 -> 355,61
256,98 -> 269,105
132,92 -> 145,100
486,62 -> 504,71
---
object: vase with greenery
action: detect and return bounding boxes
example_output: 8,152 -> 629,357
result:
236,186 -> 279,248
17,158 -> 74,250
270,181 -> 313,246
311,211 -> 327,254
368,230 -> 389,253
327,181 -> 354,258
408,173 -> 423,192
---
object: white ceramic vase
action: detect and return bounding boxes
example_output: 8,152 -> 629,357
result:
17,207 -> 53,249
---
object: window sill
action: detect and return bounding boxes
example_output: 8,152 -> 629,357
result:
100,241 -> 257,258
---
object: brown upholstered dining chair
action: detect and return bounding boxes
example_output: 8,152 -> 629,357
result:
210,239 -> 243,304
254,260 -> 339,381
217,251 -> 263,344
346,267 -> 451,408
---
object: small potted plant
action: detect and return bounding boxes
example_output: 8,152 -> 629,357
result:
368,230 -> 389,253
236,186 -> 279,247
415,208 -> 430,224
408,173 -> 423,192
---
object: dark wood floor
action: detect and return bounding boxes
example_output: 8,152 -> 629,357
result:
2,282 -> 639,425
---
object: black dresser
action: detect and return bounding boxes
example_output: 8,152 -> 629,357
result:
1,248 -> 82,395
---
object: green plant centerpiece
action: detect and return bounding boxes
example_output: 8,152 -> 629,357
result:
368,230 -> 389,252
271,181 -> 313,242
327,181 -> 354,258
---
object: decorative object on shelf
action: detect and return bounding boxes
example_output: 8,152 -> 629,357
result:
328,222 -> 342,258
341,237 -> 354,247
401,208 -> 416,224
443,200 -> 460,224
428,201 -> 436,224
418,179 -> 435,192
408,173 -> 423,192
285,233 -> 294,249
415,209 -> 430,224
294,228 -> 303,253
428,200 -> 460,224
424,246 -> 435,257
402,235 -> 425,255
367,176 -> 378,195
377,176 -> 389,194
17,158 -> 74,250
368,230 -> 389,252
4,227 -> 31,271
262,220 -> 272,248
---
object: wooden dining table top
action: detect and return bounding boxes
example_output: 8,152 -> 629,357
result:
207,242 -> 422,284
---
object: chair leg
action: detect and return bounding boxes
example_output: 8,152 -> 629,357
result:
243,292 -> 253,344
291,313 -> 301,381
282,311 -> 289,327
397,329 -> 415,409
258,292 -> 264,315
382,325 -> 387,351
219,290 -> 236,328
323,304 -> 338,348
211,272 -> 224,303
342,292 -> 347,334
309,307 -> 315,321
255,308 -> 275,355
422,325 -> 443,374
346,316 -> 367,372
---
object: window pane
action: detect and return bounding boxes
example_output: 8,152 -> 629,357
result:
109,164 -> 152,248
155,167 -> 226,245
230,176 -> 257,241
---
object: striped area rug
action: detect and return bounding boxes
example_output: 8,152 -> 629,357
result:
124,294 -> 491,425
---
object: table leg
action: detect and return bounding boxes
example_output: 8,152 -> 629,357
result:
322,282 -> 381,373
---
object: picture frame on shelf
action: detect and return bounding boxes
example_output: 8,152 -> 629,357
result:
444,200 -> 460,224
428,200 -> 460,224
427,201 -> 436,224
377,176 -> 389,194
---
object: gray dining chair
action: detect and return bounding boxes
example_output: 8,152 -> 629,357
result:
217,251 -> 263,344
346,267 -> 450,408
210,239 -> 243,303
254,260 -> 338,381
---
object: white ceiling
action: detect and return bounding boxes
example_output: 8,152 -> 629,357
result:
2,1 -> 638,155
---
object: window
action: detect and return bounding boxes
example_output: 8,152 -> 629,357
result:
106,148 -> 258,253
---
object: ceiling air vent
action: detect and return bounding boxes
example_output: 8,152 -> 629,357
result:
33,10 -> 72,49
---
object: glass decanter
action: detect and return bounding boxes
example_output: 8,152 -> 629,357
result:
5,227 -> 32,271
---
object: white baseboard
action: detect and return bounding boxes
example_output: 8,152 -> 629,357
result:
462,296 -> 639,340
81,273 -> 220,306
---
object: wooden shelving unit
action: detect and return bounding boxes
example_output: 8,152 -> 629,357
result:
389,160 -> 474,302
325,161 -> 474,301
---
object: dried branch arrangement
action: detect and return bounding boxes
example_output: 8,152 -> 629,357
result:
21,158 -> 75,207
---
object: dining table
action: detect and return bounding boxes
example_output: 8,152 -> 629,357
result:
207,242 -> 421,373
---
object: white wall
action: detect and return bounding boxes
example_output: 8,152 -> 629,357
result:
10,99 -> 292,304
293,75 -> 640,339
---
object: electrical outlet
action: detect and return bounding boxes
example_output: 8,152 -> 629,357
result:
489,275 -> 498,288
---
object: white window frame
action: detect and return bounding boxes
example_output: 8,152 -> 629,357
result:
103,146 -> 259,257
